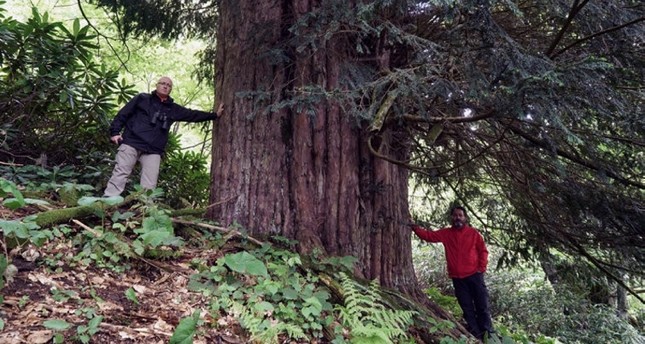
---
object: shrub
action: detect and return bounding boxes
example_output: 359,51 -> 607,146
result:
489,270 -> 644,344
0,4 -> 135,166
157,136 -> 210,208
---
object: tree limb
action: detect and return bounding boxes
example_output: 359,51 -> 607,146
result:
546,0 -> 590,57
505,121 -> 645,189
564,235 -> 645,304
552,16 -> 645,58
170,218 -> 264,246
400,108 -> 495,124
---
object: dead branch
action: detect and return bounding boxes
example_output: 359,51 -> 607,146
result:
170,218 -> 265,246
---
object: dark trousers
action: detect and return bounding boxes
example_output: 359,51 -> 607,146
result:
452,272 -> 493,340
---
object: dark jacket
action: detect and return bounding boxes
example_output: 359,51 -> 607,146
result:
109,91 -> 215,154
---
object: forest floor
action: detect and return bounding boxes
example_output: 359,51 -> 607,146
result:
0,204 -> 249,344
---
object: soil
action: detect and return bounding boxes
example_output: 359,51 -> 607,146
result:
0,204 -> 249,344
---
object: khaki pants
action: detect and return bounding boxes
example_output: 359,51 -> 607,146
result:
104,144 -> 161,196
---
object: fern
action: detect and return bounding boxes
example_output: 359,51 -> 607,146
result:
227,300 -> 309,344
335,273 -> 416,344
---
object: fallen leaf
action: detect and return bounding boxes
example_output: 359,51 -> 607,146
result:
220,334 -> 243,343
26,330 -> 53,344
152,318 -> 173,332
91,276 -> 105,284
133,284 -> 147,293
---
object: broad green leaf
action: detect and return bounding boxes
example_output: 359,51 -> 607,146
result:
302,305 -> 320,318
125,287 -> 138,304
169,310 -> 200,344
77,334 -> 90,344
254,301 -> 274,312
138,229 -> 171,247
44,319 -> 72,331
132,240 -> 145,255
281,287 -> 298,300
73,18 -> 80,35
87,316 -> 103,334
0,220 -> 31,239
141,211 -> 173,232
302,297 -> 323,318
24,198 -> 51,206
224,252 -> 268,277
29,229 -> 53,247
304,296 -> 323,310
2,198 -> 24,210
78,196 -> 122,206
0,179 -> 24,205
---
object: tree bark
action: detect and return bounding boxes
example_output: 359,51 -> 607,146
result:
209,0 -> 419,292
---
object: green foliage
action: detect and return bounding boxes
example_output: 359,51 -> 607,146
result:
43,318 -> 72,343
69,199 -> 183,271
492,323 -> 556,344
223,251 -> 268,276
489,269 -> 644,344
87,0 -> 217,40
189,244 -> 336,342
0,4 -> 136,166
424,286 -> 462,319
42,313 -> 103,344
44,319 -> 73,331
335,272 -> 416,344
158,140 -> 210,208
71,223 -> 132,272
0,179 -> 56,250
125,287 -> 138,305
0,163 -> 105,198
227,299 -> 308,344
75,314 -> 103,344
169,310 -> 201,344
0,177 -> 24,209
0,179 -> 184,274
135,206 -> 183,251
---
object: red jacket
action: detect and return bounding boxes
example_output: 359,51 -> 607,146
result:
413,224 -> 488,279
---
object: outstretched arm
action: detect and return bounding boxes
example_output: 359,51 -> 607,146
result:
409,224 -> 444,243
174,102 -> 224,122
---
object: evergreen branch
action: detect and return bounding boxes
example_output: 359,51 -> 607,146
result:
505,120 -> 645,189
552,16 -> 645,59
563,234 -> 645,304
546,0 -> 591,57
517,119 -> 645,147
400,108 -> 495,124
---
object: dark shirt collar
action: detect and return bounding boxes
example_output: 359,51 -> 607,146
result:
152,90 -> 173,104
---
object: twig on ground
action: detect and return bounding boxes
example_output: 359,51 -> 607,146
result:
171,218 -> 264,246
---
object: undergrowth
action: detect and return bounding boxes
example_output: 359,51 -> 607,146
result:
5,173 -> 640,343
0,176 -> 465,343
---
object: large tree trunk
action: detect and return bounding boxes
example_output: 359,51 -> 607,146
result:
208,0 -> 417,292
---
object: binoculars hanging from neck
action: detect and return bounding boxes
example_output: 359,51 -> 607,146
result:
151,111 -> 170,130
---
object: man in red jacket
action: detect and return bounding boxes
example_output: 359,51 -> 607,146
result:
411,206 -> 494,341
